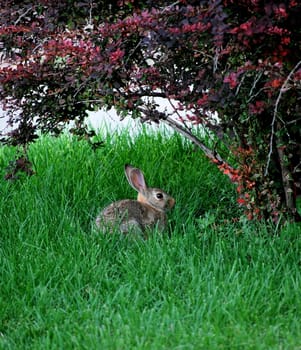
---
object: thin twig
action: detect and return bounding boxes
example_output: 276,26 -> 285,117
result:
248,70 -> 263,98
235,73 -> 245,96
293,161 -> 301,174
161,1 -> 181,12
125,39 -> 143,66
246,86 -> 266,103
14,6 -> 33,25
265,60 -> 301,176
213,47 -> 220,74
167,97 -> 191,131
88,0 -> 93,25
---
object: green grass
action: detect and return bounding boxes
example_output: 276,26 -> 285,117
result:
0,129 -> 301,349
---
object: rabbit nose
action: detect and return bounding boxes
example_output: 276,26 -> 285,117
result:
168,197 -> 175,208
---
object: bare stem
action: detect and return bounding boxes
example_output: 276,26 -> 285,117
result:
265,60 -> 301,176
14,6 -> 34,25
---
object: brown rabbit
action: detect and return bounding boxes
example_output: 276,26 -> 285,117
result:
95,164 -> 175,235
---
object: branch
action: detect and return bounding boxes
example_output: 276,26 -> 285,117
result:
161,115 -> 236,177
265,60 -> 301,176
167,97 -> 191,131
14,6 -> 34,25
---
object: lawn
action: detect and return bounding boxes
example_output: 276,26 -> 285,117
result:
0,130 -> 300,349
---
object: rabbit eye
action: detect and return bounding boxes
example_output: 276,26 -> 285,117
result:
156,193 -> 164,200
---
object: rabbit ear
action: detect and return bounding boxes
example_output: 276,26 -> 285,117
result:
124,164 -> 147,193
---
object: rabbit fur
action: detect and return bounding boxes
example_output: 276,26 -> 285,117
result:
96,164 -> 175,235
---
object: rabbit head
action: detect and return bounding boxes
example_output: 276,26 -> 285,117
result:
124,164 -> 175,212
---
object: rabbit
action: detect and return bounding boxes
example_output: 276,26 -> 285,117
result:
95,164 -> 175,236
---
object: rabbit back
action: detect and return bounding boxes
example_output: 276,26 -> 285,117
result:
96,199 -> 166,234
